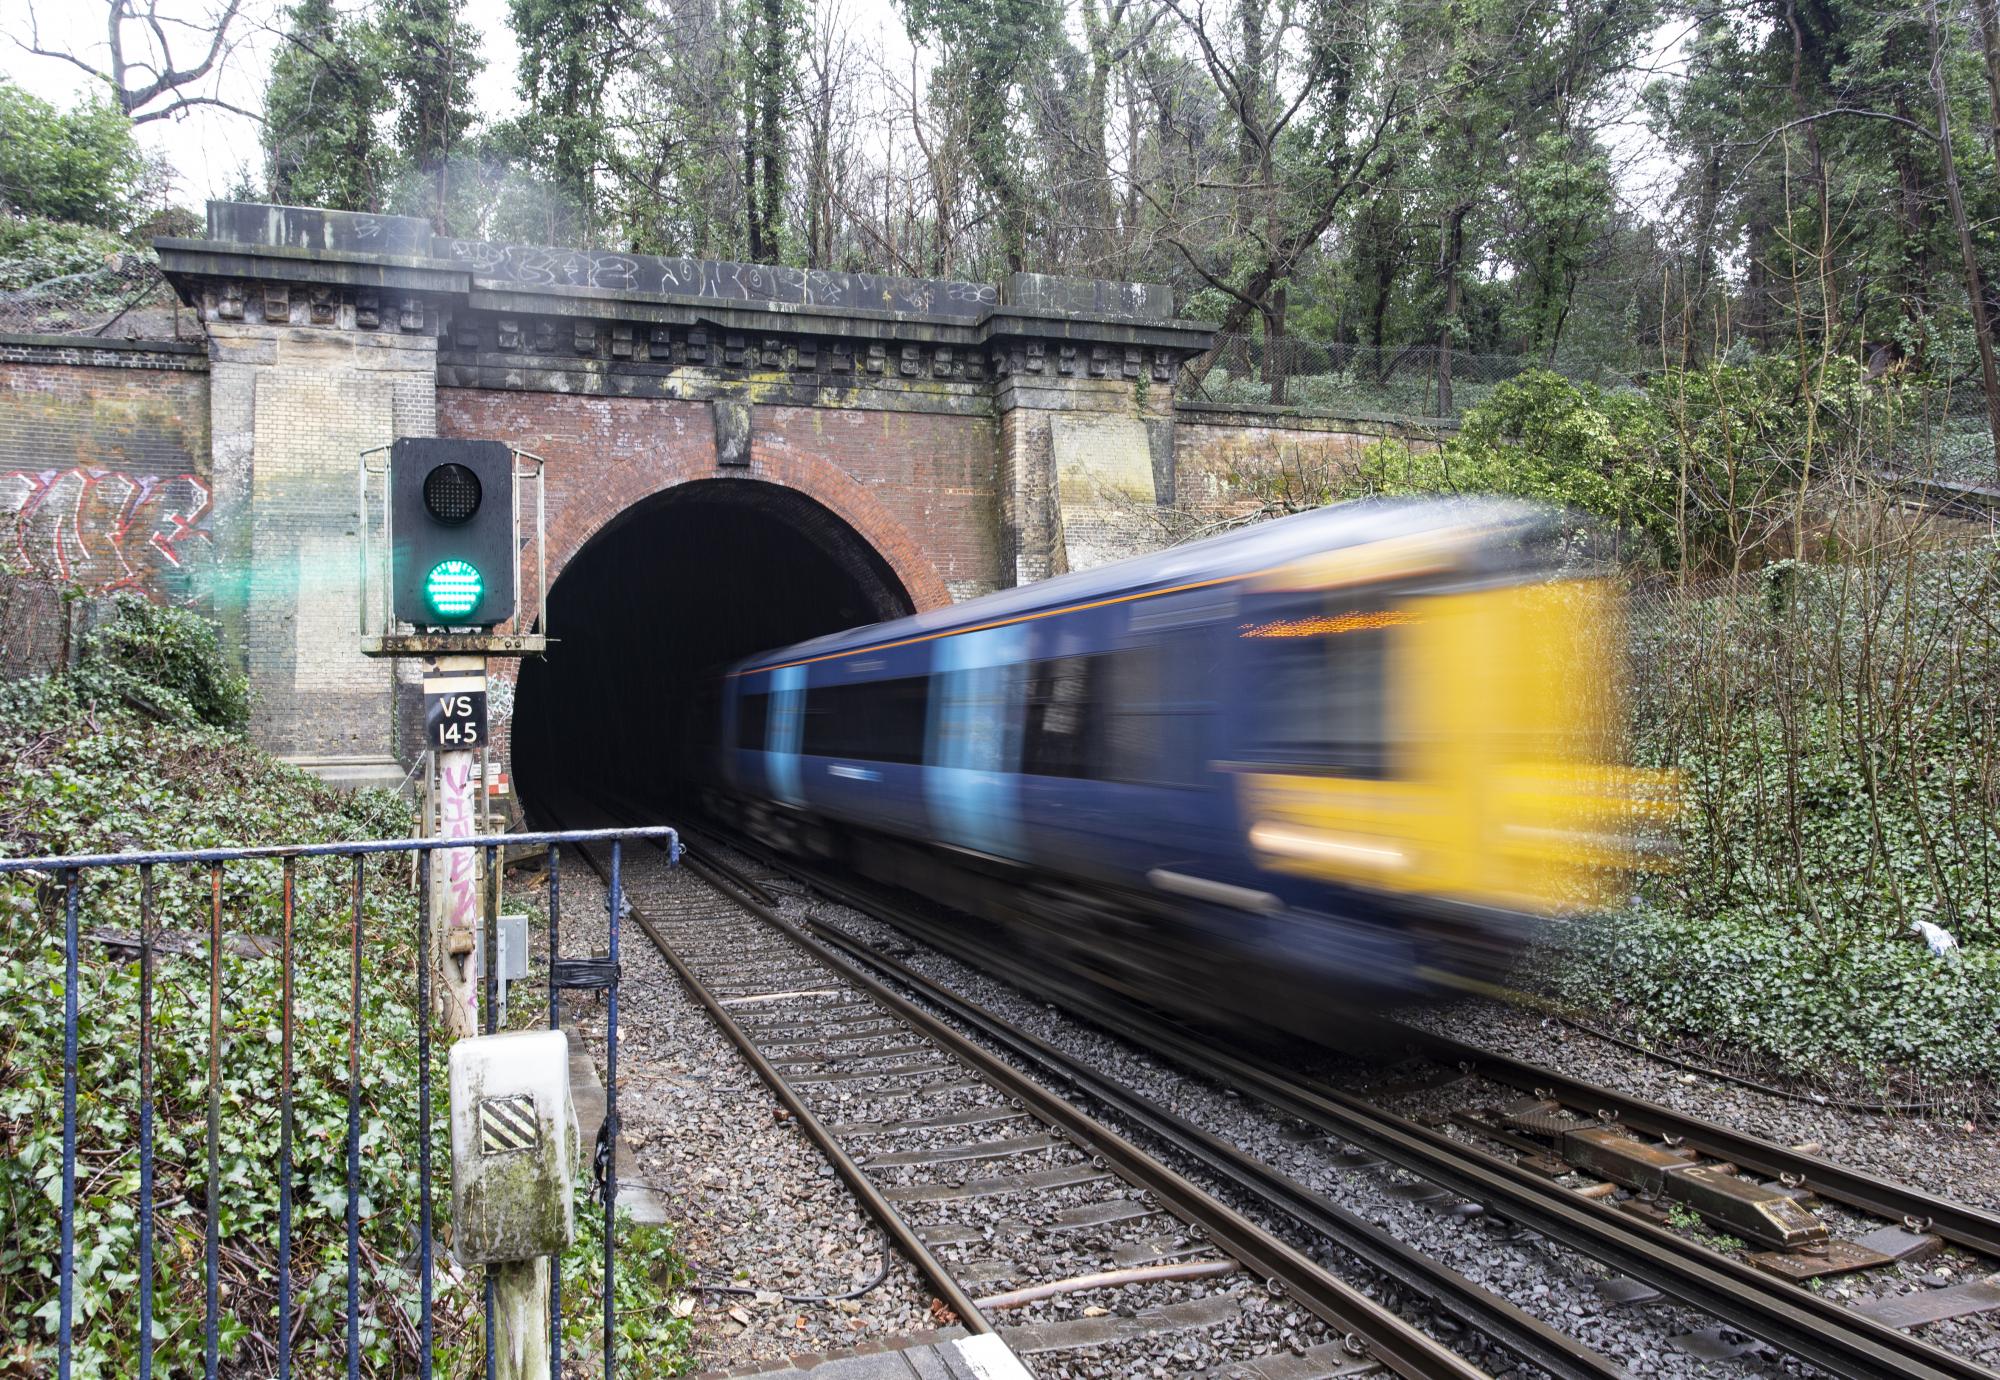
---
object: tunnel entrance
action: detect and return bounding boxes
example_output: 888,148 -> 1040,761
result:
513,478 -> 914,824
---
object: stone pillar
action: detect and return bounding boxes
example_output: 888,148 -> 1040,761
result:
206,322 -> 437,785
994,352 -> 1180,582
990,273 -> 1198,583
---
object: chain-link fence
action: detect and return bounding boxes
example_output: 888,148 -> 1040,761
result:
0,251 -> 197,342
1890,366 -> 2000,486
1181,331 -> 2000,485
1178,333 -> 1628,419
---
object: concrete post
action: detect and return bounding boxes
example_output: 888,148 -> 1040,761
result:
448,1030 -> 578,1380
432,746 -> 480,1040
490,1259 -> 552,1380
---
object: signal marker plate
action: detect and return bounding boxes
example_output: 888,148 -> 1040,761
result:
479,1095 -> 539,1155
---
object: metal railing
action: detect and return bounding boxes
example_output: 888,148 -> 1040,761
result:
3,824 -> 677,1380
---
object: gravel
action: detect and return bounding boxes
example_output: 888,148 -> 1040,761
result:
542,831 -> 2000,1376
1392,997 -> 2000,1209
1388,996 -> 2000,1368
778,884 -> 1848,1380
546,850 -> 940,1373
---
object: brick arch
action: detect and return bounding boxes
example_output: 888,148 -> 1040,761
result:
543,460 -> 951,620
470,399 -> 951,621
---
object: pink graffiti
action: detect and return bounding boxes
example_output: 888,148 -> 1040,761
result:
438,755 -> 481,1029
4,467 -> 213,600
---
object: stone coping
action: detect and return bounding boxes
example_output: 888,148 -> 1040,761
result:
0,331 -> 206,355
1175,398 -> 1458,432
178,201 -> 1198,340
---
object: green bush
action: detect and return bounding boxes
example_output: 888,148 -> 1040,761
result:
68,596 -> 250,732
1357,369 -> 1675,561
0,82 -> 149,231
1350,358 -> 1900,573
0,217 -> 141,297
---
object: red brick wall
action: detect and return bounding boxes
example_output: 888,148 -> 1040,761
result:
436,389 -> 1000,799
437,390 -> 998,610
0,358 -> 212,604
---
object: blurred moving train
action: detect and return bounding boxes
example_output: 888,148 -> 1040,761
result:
710,498 -> 1665,1040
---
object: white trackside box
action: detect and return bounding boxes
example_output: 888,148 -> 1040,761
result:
448,1029 -> 578,1265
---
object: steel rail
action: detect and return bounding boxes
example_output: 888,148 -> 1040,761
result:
1397,1025 -> 2000,1259
697,830 -> 1997,1380
563,842 -> 994,1338
1116,1016 -> 2000,1380
666,843 -> 1491,1380
726,871 -> 1630,1380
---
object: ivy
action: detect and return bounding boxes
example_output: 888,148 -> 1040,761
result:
1543,548 -> 2000,1101
65,596 -> 250,733
0,690 -> 693,1375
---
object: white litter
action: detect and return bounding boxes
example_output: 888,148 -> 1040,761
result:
1911,919 -> 1960,958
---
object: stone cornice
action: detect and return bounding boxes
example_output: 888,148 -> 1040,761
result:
155,201 -> 1216,401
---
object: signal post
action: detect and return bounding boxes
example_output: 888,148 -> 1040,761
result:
362,437 -> 555,1377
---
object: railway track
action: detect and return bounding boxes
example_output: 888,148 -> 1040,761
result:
565,829 -> 1494,1379
683,823 -> 2000,1380
1379,1027 -> 2000,1263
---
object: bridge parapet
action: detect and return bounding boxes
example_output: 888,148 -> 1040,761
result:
156,202 -> 1208,409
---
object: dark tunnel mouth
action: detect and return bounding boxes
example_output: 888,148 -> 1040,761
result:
513,478 -> 914,824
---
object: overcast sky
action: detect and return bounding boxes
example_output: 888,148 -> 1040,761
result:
6,0 -> 526,206
5,1 -> 1679,232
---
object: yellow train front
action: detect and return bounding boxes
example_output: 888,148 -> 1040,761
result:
720,497 -> 1669,1042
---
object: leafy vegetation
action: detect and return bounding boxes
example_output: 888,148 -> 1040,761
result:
0,219 -> 144,301
1352,362 -> 1908,573
1553,550 -> 2000,1098
1352,374 -> 2000,1099
0,611 -> 692,1376
1358,371 -> 1679,564
57,596 -> 251,733
0,82 -> 149,232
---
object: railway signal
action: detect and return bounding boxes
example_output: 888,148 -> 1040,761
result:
390,437 -> 517,629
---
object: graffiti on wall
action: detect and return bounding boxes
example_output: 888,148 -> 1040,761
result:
3,467 -> 213,601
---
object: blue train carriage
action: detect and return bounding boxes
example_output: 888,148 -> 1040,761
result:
720,498 -> 1672,1039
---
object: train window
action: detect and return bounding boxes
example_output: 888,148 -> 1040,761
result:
1102,643 -> 1206,788
1022,654 -> 1101,778
1248,613 -> 1391,778
802,676 -> 930,764
738,692 -> 771,751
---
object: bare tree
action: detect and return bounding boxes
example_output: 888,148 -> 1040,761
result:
13,0 -> 260,124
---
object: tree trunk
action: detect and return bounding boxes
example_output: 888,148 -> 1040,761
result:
1436,205 -> 1467,416
1971,0 -> 2000,202
757,0 -> 787,262
1233,0 -> 1266,239
1928,0 -> 2000,481
1265,284 -> 1289,404
1080,0 -> 1118,270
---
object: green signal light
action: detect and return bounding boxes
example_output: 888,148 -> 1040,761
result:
424,559 -> 483,621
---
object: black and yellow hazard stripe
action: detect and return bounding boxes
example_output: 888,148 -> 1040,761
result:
479,1095 -> 539,1154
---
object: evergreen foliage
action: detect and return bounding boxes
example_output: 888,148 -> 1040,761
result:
0,682 -> 694,1377
61,596 -> 251,733
0,82 -> 149,231
263,0 -> 394,212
